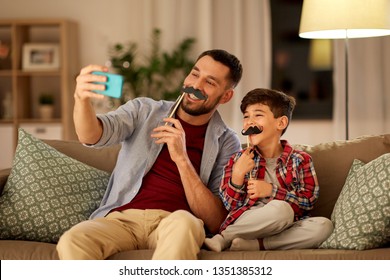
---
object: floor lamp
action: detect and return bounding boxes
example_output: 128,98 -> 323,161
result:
298,0 -> 390,140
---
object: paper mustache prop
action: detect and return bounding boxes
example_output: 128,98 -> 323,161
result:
242,126 -> 262,179
241,126 -> 263,135
165,87 -> 207,125
182,86 -> 207,100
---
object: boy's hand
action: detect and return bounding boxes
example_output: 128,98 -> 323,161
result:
247,179 -> 273,199
231,148 -> 255,186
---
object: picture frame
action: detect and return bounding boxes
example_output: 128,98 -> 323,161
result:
22,43 -> 60,71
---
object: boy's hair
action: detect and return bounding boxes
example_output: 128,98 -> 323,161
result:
196,49 -> 243,89
240,88 -> 296,135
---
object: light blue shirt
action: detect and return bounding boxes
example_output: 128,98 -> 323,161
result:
89,97 -> 241,218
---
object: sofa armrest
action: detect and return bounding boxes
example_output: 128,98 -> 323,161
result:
0,168 -> 11,195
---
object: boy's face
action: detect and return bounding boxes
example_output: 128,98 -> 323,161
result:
243,103 -> 285,146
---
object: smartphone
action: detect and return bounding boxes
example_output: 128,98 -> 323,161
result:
92,71 -> 124,98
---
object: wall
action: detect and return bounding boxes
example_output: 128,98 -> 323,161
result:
0,0 -> 146,67
0,0 -> 363,146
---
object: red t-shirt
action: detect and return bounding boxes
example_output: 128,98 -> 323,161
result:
112,116 -> 208,213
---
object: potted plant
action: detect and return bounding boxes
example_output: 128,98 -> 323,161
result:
108,28 -> 196,104
38,93 -> 54,119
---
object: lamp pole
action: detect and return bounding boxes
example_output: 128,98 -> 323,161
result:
344,33 -> 349,140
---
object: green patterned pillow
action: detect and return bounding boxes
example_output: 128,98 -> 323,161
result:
0,129 -> 110,243
320,153 -> 390,250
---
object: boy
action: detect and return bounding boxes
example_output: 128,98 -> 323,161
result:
204,88 -> 333,252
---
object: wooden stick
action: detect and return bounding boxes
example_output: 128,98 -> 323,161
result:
247,135 -> 252,179
165,93 -> 185,125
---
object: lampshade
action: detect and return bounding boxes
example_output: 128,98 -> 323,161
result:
299,0 -> 390,39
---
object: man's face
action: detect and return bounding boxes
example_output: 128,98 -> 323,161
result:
180,55 -> 232,116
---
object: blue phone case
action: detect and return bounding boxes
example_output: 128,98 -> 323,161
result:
92,71 -> 124,98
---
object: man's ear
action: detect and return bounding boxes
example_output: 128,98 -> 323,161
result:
219,89 -> 234,104
278,116 -> 289,131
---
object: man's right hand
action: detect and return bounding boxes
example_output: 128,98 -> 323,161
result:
74,65 -> 109,101
73,65 -> 107,145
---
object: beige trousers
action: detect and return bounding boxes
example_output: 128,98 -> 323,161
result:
222,200 -> 334,249
56,209 -> 205,260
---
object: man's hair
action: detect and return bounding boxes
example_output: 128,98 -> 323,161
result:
240,88 -> 296,135
196,49 -> 243,89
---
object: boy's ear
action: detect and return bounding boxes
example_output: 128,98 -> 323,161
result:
277,116 -> 289,131
219,89 -> 234,104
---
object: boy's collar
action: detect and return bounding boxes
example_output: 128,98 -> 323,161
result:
252,140 -> 292,163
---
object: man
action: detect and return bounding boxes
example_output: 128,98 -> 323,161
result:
56,49 -> 243,260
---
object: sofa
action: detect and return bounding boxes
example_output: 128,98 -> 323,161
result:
0,133 -> 389,260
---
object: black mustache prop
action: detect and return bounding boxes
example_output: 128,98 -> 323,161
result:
241,126 -> 263,135
182,86 -> 207,100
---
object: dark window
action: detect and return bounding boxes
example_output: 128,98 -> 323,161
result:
270,0 -> 333,119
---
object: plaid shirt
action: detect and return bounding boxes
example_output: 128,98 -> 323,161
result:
219,140 -> 319,232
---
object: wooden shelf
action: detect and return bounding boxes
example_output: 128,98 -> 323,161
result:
16,70 -> 61,76
0,70 -> 13,76
18,118 -> 62,123
0,19 -> 80,168
0,119 -> 13,124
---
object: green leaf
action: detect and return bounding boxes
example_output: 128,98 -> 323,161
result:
108,29 -> 196,102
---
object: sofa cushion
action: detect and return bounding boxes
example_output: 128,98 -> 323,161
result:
1,241 -> 389,260
0,129 -> 110,243
294,134 -> 390,219
320,153 -> 390,250
43,139 -> 120,173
